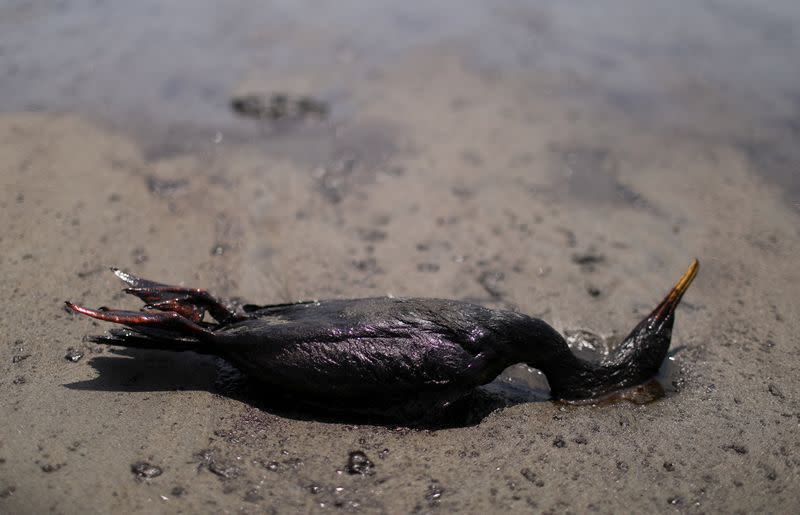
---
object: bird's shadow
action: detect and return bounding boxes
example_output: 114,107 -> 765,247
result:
66,348 -> 551,429
66,348 -> 219,393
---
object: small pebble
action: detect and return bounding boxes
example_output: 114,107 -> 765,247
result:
131,461 -> 163,479
65,348 -> 84,362
345,451 -> 374,475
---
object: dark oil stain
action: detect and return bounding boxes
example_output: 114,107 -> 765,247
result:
243,488 -> 264,503
571,251 -> 605,271
586,285 -> 602,298
767,383 -> 784,399
230,93 -> 329,121
417,263 -> 440,273
520,468 -> 544,487
146,176 -> 188,198
559,379 -> 666,406
357,228 -> 387,242
721,443 -> 748,455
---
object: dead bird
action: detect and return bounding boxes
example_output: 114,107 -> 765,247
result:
66,260 -> 698,418
230,93 -> 328,121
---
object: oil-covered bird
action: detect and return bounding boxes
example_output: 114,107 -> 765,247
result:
67,260 -> 699,419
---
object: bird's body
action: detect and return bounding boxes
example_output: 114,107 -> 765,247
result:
218,298 -> 517,412
67,260 -> 699,420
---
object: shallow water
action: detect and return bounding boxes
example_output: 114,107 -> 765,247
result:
2,0 -> 799,204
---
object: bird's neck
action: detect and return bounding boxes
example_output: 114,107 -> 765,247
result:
503,315 -> 610,399
507,310 -> 676,400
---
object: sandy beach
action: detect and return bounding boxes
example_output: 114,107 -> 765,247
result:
1,1 -> 798,513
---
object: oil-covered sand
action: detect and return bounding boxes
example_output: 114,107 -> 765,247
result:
1,1 -> 799,513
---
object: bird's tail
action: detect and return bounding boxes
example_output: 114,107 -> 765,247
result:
87,327 -> 213,352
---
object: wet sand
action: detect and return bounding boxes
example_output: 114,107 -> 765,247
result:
1,1 -> 799,513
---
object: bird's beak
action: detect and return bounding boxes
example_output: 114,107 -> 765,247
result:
649,259 -> 699,324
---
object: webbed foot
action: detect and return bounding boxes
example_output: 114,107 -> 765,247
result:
112,268 -> 244,324
65,301 -> 213,339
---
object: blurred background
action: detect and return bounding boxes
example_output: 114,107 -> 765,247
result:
3,0 -> 799,201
